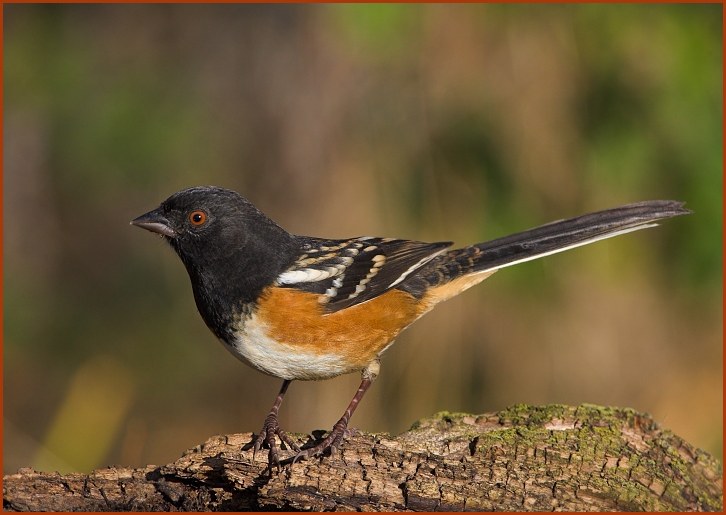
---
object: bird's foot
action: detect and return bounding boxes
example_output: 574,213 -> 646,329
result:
293,418 -> 354,463
252,411 -> 300,472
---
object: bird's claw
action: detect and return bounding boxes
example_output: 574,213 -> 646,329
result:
293,419 -> 351,464
252,413 -> 300,472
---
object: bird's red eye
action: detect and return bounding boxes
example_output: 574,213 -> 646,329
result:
189,210 -> 207,226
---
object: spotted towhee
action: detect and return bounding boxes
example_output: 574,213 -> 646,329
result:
131,186 -> 689,469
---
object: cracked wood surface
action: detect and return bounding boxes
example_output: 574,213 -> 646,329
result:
3,404 -> 722,511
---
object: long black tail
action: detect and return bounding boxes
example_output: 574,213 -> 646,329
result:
469,200 -> 690,272
421,200 -> 690,291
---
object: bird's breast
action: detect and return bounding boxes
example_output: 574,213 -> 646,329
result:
222,286 -> 425,380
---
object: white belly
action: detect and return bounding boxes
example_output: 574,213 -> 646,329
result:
222,313 -> 356,381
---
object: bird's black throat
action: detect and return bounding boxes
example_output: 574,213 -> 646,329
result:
169,231 -> 295,341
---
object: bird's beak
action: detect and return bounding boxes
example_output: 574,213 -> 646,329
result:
130,209 -> 177,238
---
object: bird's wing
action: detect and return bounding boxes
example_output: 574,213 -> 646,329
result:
277,237 -> 452,313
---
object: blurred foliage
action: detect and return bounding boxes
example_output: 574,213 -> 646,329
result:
4,4 -> 721,474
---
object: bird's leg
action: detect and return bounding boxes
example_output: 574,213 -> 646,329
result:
252,379 -> 299,470
295,360 -> 379,462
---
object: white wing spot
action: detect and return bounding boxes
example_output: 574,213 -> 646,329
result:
278,268 -> 335,284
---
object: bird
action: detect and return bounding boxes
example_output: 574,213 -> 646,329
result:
131,186 -> 690,470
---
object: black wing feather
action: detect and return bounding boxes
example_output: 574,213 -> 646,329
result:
278,236 -> 451,313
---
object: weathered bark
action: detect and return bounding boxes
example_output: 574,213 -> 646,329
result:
4,404 -> 722,511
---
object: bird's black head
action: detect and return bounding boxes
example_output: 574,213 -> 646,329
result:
131,186 -> 299,339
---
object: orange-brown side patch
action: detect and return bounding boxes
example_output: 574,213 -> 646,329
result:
254,287 -> 426,370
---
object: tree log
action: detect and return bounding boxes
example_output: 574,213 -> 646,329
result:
3,404 -> 722,511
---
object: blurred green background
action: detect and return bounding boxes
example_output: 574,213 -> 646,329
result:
4,4 -> 722,474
